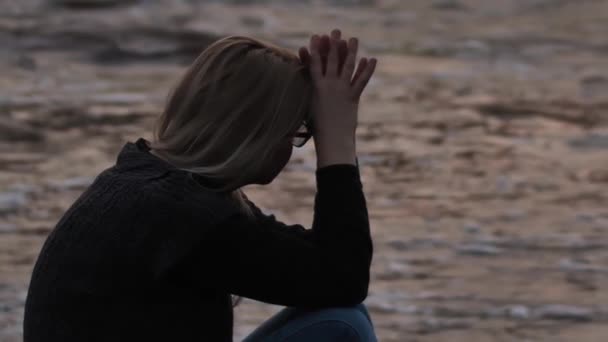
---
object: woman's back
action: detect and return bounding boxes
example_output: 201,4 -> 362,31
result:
23,138 -> 242,341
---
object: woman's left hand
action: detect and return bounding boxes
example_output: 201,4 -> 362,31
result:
299,29 -> 349,75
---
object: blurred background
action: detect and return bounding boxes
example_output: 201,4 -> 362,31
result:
1,0 -> 608,341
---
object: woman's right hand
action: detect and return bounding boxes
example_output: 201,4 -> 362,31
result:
305,29 -> 377,167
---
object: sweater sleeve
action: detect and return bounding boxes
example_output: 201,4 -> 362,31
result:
183,160 -> 373,308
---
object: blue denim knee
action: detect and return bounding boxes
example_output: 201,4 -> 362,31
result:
269,303 -> 377,342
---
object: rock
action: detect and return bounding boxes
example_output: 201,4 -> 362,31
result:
568,134 -> 608,150
365,291 -> 414,314
220,0 -> 272,4
574,213 -> 595,223
485,305 -> 530,319
0,191 -> 27,215
240,15 -> 265,28
365,300 -> 400,313
463,223 -> 481,234
496,175 -> 513,193
580,75 -> 608,100
41,105 -> 149,129
462,40 -> 490,54
7,183 -> 37,194
0,183 -> 34,215
565,273 -> 598,291
377,261 -> 409,280
90,93 -> 150,105
408,40 -> 454,57
49,176 -> 95,191
0,223 -> 17,233
0,118 -> 44,142
0,184 -> 31,215
456,243 -> 502,256
49,0 -> 137,9
417,317 -> 473,333
473,100 -> 599,127
558,258 -> 607,273
325,0 -> 376,6
534,305 -> 593,322
501,209 -> 528,222
20,26 -> 219,65
15,54 -> 37,70
588,169 -> 608,183
431,0 -> 466,10
507,305 -> 531,320
386,238 -> 449,251
377,261 -> 430,280
365,300 -> 418,314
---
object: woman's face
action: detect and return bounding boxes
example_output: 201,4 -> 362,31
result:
254,136 -> 293,185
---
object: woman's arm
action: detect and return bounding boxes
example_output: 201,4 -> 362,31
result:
182,162 -> 372,308
238,192 -> 316,242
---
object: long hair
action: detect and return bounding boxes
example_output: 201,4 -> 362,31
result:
147,35 -> 313,307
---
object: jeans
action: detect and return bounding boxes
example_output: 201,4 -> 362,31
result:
241,303 -> 378,342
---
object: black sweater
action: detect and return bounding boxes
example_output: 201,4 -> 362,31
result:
23,137 -> 373,342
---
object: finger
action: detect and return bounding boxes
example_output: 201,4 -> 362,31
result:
319,34 -> 330,75
337,40 -> 348,75
319,34 -> 330,57
298,47 -> 310,66
351,57 -> 367,86
330,28 -> 341,41
352,58 -> 377,99
341,37 -> 357,82
309,35 -> 322,80
327,34 -> 339,76
329,29 -> 341,67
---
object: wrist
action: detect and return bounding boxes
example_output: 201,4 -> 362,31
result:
315,140 -> 357,168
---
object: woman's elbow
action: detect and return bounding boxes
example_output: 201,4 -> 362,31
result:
337,271 -> 370,305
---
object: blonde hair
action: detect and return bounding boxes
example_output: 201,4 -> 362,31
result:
148,35 -> 313,220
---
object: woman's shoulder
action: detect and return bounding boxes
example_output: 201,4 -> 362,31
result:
133,169 -> 242,222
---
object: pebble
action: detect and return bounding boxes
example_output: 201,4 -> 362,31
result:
377,261 -> 410,281
49,0 -> 134,8
463,223 -> 481,234
558,258 -> 607,273
507,305 -> 531,320
418,317 -> 473,333
456,243 -> 502,256
534,305 -> 593,322
0,223 -> 18,233
325,0 -> 376,6
568,134 -> 608,150
49,176 -> 95,191
574,213 -> 595,223
386,238 -> 450,251
0,119 -> 44,142
0,191 -> 27,215
431,0 -> 466,10
588,169 -> 608,183
580,75 -> 608,100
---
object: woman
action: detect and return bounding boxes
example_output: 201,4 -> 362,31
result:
23,28 -> 378,341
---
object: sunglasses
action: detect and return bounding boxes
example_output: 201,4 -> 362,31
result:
291,119 -> 313,148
